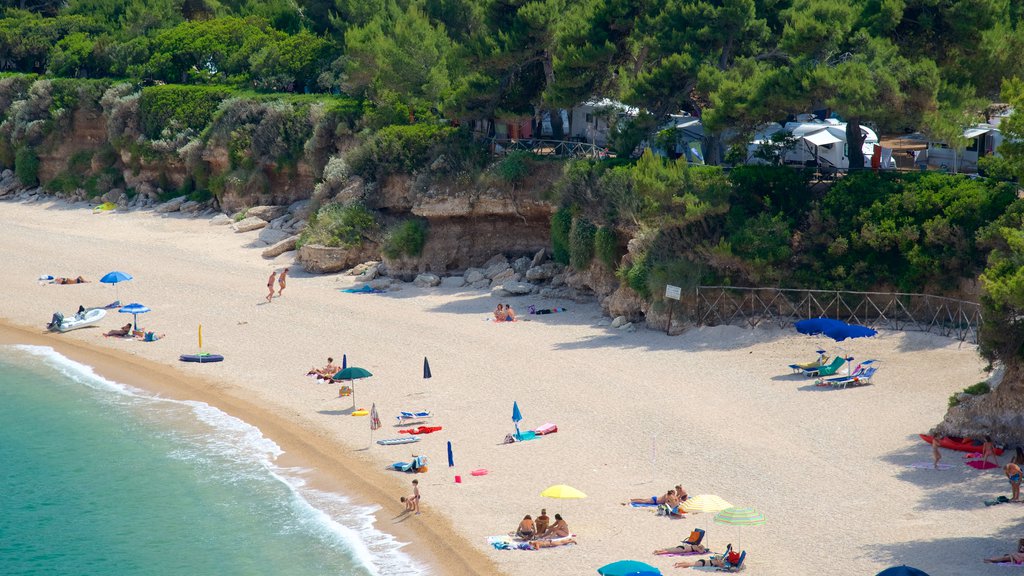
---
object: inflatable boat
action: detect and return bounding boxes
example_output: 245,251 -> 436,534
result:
47,309 -> 106,332
919,434 -> 1005,455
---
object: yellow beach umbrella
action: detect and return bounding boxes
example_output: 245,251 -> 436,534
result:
540,484 -> 587,499
680,494 -> 732,513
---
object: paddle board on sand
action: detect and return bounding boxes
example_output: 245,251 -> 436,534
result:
180,353 -> 224,363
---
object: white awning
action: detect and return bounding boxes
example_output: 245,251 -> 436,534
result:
963,127 -> 992,139
802,130 -> 843,147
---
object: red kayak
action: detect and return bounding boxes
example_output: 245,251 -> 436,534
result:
920,434 -> 1005,455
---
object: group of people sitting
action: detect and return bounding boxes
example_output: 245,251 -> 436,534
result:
307,357 -> 341,381
103,322 -> 164,341
512,509 -> 575,549
493,304 -> 517,322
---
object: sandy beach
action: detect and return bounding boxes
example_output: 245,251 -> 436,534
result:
3,198 -> 1022,575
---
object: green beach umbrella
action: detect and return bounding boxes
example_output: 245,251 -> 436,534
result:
713,506 -> 765,550
333,366 -> 372,407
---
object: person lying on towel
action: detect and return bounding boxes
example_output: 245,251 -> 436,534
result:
985,538 -> 1024,564
104,323 -> 133,337
654,542 -> 708,555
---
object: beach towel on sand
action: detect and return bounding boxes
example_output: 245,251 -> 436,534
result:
907,462 -> 953,470
967,460 -> 1000,470
630,501 -> 659,508
340,285 -> 385,294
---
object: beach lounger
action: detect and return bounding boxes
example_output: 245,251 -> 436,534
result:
787,350 -> 829,373
396,411 -> 433,423
801,356 -> 845,377
717,550 -> 746,572
683,528 -> 705,546
819,364 -> 878,389
391,455 -> 428,472
534,423 -> 558,435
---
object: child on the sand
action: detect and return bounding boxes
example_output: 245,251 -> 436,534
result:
1005,462 -> 1022,502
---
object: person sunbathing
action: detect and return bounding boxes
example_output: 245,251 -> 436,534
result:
55,276 -> 88,284
529,536 -> 576,549
658,490 -> 681,515
654,543 -> 708,555
625,490 -> 673,506
104,323 -> 133,337
493,304 -> 506,322
514,515 -> 536,540
985,539 -> 1024,564
674,546 -> 741,569
504,304 -> 517,322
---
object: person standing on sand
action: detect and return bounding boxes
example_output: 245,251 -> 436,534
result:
932,435 -> 943,469
411,479 -> 421,514
1005,462 -> 1022,502
983,436 -> 998,468
266,270 -> 277,303
277,268 -> 288,297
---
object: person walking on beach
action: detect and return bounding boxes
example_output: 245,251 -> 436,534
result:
411,479 -> 421,514
932,435 -> 943,469
277,268 -> 289,297
266,270 -> 277,303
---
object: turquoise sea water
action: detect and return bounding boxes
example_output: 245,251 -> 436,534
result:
0,345 -> 421,576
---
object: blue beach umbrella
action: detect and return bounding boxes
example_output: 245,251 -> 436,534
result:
100,271 -> 133,303
822,322 -> 877,342
118,303 -> 150,332
342,354 -> 347,370
423,357 -> 432,379
512,401 -> 522,438
447,441 -> 454,468
875,566 -> 930,576
597,560 -> 662,576
794,317 -> 845,335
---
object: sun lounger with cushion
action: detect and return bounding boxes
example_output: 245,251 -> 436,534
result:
787,350 -> 829,373
818,363 -> 878,389
801,356 -> 845,377
396,411 -> 433,423
684,528 -> 705,546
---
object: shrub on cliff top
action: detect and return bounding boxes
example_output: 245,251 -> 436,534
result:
298,203 -> 378,248
346,123 -> 457,180
139,85 -> 230,139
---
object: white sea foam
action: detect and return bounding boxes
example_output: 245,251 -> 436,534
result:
8,344 -> 425,576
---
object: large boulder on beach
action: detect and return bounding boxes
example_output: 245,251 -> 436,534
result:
261,235 -> 298,258
258,227 -> 291,245
354,265 -> 378,282
414,273 -> 441,288
287,199 -> 313,220
299,242 -> 378,274
155,195 -> 188,213
246,205 -> 288,221
512,256 -> 532,274
441,276 -> 465,289
501,281 -> 533,295
526,262 -> 562,282
484,260 -> 511,279
179,200 -> 201,214
490,268 -> 520,284
464,268 -> 486,284
231,216 -> 268,233
210,214 -> 232,225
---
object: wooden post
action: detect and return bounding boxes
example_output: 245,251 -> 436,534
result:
666,300 -> 674,335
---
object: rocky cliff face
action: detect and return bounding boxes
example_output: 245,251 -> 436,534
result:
935,363 -> 1024,445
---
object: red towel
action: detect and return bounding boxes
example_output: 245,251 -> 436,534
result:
399,426 -> 443,435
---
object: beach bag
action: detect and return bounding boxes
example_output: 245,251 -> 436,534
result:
727,551 -> 741,564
